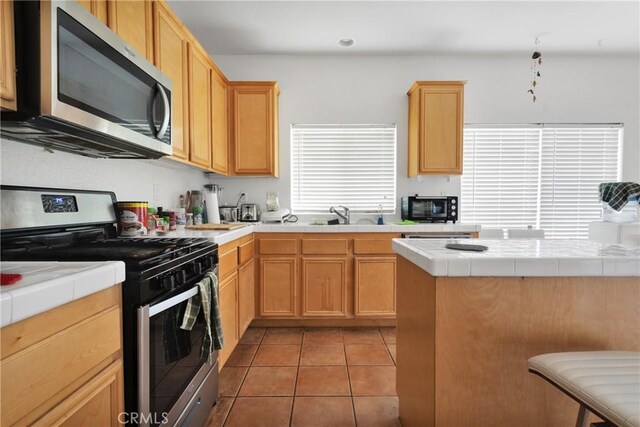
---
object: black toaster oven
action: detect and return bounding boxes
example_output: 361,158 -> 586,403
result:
400,195 -> 458,223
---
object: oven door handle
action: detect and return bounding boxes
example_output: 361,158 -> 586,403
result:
149,285 -> 199,317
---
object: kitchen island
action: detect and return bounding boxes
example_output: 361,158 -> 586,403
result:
392,238 -> 640,427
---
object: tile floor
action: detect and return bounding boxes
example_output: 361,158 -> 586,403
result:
206,327 -> 400,427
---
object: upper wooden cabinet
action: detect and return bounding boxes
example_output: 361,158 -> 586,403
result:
211,67 -> 229,174
153,1 -> 189,161
188,44 -> 212,168
0,0 -> 16,111
107,0 -> 154,62
76,0 -> 108,25
230,82 -> 280,177
407,81 -> 465,176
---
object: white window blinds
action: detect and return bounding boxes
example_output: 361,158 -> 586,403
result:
461,124 -> 622,239
539,127 -> 622,238
291,124 -> 397,214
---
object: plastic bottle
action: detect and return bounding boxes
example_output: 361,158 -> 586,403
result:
377,204 -> 384,225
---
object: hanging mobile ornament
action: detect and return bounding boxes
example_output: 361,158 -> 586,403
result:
529,37 -> 542,102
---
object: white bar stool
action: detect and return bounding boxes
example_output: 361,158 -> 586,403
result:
528,351 -> 640,427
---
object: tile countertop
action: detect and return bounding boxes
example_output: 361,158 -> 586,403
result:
392,238 -> 640,277
151,222 -> 481,245
0,261 -> 126,327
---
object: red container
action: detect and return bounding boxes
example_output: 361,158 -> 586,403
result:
115,201 -> 149,236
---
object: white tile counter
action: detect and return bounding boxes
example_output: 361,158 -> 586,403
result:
146,222 -> 480,245
0,261 -> 125,327
393,238 -> 640,277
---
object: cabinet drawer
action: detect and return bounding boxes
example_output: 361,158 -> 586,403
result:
238,240 -> 254,265
259,239 -> 297,255
219,247 -> 238,280
302,239 -> 349,255
1,307 -> 121,426
353,239 -> 394,255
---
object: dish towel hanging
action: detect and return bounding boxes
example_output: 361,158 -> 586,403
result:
181,271 -> 224,362
599,182 -> 640,211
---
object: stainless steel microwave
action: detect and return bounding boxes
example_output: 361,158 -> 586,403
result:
0,1 -> 173,159
401,195 -> 459,223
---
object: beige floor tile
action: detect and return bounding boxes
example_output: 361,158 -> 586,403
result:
218,367 -> 248,397
303,328 -> 343,345
262,327 -> 304,345
353,396 -> 401,427
253,344 -> 301,366
238,367 -> 298,396
295,366 -> 351,396
225,344 -> 259,367
291,397 -> 355,427
349,366 -> 396,396
342,327 -> 385,344
300,344 -> 346,366
224,397 -> 293,427
239,328 -> 267,345
345,344 -> 394,366
205,397 -> 234,427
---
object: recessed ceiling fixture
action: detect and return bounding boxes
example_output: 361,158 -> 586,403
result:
338,38 -> 355,47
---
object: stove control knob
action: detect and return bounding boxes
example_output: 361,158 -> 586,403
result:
162,274 -> 176,290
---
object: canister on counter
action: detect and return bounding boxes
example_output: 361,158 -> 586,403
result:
115,201 -> 149,236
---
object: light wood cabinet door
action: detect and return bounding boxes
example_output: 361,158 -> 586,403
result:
230,83 -> 279,176
211,68 -> 229,174
188,44 -> 212,168
77,0 -> 108,24
219,272 -> 239,367
408,81 -> 465,176
0,0 -> 16,111
354,257 -> 396,317
38,360 -> 124,427
153,2 -> 189,160
238,258 -> 255,337
302,258 -> 347,317
107,0 -> 153,62
259,257 -> 296,317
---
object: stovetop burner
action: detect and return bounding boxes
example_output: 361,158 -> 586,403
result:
1,235 -> 214,270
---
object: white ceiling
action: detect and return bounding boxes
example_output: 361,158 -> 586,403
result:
168,1 -> 640,56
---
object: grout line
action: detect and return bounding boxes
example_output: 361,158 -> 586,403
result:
289,327 -> 305,427
342,328 -> 358,426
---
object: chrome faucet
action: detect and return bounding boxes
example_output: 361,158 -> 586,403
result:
329,205 -> 351,224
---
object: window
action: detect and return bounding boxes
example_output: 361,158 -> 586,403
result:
291,124 -> 396,214
462,124 -> 622,239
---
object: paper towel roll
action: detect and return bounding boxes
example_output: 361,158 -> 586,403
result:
205,191 -> 221,224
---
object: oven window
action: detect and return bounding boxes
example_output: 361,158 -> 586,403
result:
149,299 -> 206,417
413,200 -> 447,217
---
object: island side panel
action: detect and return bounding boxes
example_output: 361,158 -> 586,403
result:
396,256 -> 436,427
434,276 -> 640,427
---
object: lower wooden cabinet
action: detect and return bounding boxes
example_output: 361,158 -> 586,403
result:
238,258 -> 255,337
0,0 -> 16,111
259,257 -> 297,317
354,257 -> 397,317
0,286 -> 123,426
302,258 -> 347,317
37,360 -> 124,427
219,272 -> 239,367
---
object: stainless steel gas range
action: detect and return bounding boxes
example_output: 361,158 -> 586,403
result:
0,186 -> 219,426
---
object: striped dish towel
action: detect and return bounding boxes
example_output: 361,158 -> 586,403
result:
599,182 -> 640,211
181,271 -> 224,362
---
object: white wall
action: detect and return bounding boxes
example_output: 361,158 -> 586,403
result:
0,139 -> 209,208
208,54 -> 639,220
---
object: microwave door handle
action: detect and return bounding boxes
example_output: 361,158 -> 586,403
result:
146,84 -> 160,138
156,84 -> 170,140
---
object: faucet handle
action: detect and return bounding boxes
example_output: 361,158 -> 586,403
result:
339,205 -> 350,212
